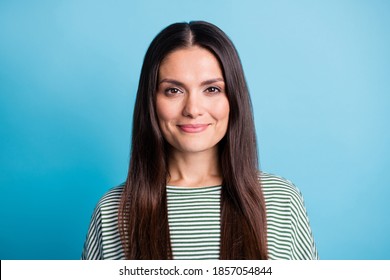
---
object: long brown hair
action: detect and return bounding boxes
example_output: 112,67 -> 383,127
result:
119,21 -> 268,259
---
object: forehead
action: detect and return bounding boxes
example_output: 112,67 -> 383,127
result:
159,46 -> 223,80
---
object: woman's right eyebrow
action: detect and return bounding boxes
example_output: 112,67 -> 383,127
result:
159,79 -> 185,87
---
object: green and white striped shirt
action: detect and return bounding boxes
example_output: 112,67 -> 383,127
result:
81,173 -> 318,260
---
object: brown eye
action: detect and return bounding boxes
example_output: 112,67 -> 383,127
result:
205,86 -> 221,94
164,88 -> 182,96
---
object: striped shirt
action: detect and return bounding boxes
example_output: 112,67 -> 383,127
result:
81,173 -> 318,260
167,185 -> 221,259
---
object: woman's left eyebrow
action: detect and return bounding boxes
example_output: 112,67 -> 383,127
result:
200,78 -> 224,86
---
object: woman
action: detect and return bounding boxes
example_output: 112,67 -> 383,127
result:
82,21 -> 318,260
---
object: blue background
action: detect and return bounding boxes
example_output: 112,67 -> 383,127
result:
1,0 -> 389,260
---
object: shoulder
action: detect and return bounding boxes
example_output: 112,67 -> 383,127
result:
89,184 -> 124,226
259,172 -> 305,205
94,184 -> 124,211
259,172 -> 310,223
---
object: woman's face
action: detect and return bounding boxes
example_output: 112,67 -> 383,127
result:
156,46 -> 230,155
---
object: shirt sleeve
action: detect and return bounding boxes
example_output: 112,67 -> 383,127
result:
81,204 -> 104,260
288,186 -> 319,260
261,173 -> 318,260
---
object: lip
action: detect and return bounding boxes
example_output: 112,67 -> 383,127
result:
177,124 -> 210,133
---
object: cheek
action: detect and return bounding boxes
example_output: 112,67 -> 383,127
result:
156,98 -> 182,132
211,98 -> 230,121
156,98 -> 171,123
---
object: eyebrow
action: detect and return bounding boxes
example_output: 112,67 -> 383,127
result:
159,78 -> 225,87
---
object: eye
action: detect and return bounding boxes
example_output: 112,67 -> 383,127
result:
205,86 -> 221,94
164,87 -> 182,96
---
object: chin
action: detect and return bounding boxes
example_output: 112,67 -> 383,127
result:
176,143 -> 217,154
180,147 -> 211,153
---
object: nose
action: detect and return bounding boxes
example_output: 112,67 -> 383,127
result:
182,92 -> 203,118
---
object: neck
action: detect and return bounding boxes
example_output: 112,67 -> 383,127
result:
167,147 -> 222,187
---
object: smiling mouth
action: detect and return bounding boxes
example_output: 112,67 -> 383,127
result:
177,124 -> 210,133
